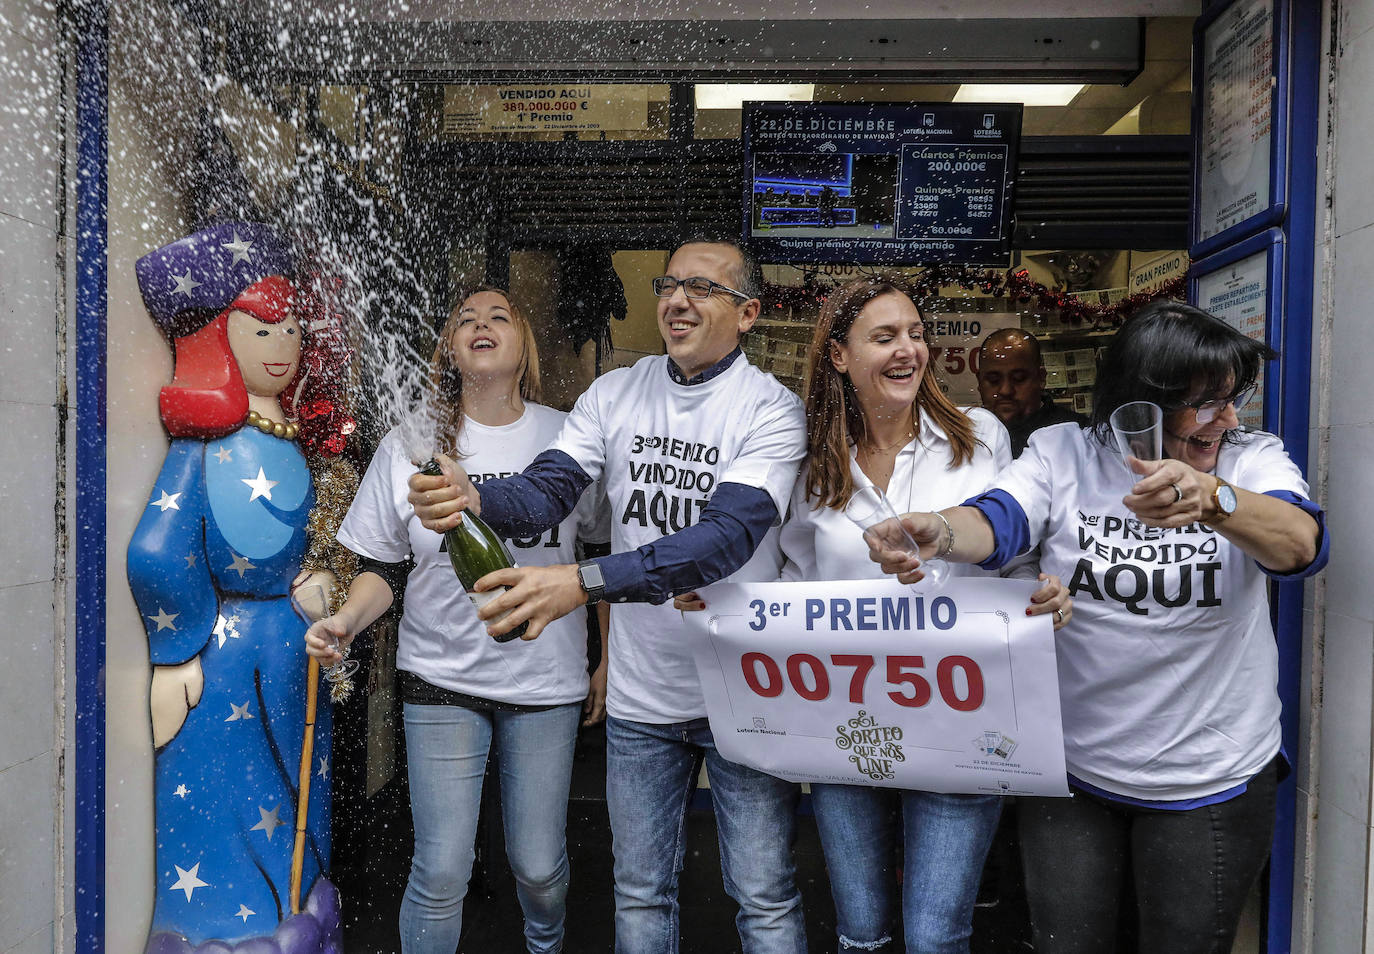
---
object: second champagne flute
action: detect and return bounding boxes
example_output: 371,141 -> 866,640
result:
843,485 -> 949,587
1108,400 -> 1164,484
292,582 -> 359,684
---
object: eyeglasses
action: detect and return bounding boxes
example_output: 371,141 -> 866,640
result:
652,275 -> 752,302
1187,385 -> 1257,424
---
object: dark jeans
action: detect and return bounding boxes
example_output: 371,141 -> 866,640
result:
1018,759 -> 1278,954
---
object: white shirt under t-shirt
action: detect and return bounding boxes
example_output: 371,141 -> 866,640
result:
781,407 -> 1013,584
337,405 -> 610,707
549,353 -> 806,724
993,422 -> 1309,800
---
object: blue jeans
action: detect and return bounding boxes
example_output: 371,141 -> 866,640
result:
810,783 -> 1003,954
400,701 -> 581,954
604,716 -> 807,954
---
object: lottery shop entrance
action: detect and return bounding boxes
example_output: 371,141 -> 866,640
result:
328,68 -> 1198,954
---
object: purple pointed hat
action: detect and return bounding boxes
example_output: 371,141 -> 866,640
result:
135,222 -> 293,339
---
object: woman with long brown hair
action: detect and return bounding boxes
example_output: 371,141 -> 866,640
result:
306,288 -> 610,954
780,274 -> 1068,953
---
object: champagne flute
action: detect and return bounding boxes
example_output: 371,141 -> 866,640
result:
1109,401 -> 1164,484
292,582 -> 358,684
844,485 -> 949,587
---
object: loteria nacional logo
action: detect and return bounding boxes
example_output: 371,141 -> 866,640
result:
834,710 -> 907,781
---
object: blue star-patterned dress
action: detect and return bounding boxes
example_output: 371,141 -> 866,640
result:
127,426 -> 331,945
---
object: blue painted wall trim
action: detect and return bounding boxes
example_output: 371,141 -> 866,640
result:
75,3 -> 109,952
1188,1 -> 1321,950
1268,0 -> 1322,950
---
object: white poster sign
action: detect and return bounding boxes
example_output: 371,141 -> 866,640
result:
1197,0 -> 1275,242
442,83 -> 652,134
686,577 -> 1069,796
1195,249 -> 1269,430
1129,250 -> 1190,295
926,312 -> 1024,405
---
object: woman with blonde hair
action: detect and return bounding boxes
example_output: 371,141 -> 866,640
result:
306,287 -> 610,954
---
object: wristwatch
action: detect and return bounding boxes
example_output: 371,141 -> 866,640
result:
577,559 -> 606,605
1207,475 -> 1238,523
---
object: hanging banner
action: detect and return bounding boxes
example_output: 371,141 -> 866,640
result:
442,83 -> 654,135
743,102 -> 1022,265
686,577 -> 1069,796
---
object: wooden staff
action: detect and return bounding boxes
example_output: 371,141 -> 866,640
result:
289,655 -> 322,914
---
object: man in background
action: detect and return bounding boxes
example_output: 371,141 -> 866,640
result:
976,327 -> 1087,457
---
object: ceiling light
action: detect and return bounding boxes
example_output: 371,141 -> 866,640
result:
954,83 -> 1084,106
695,84 -> 815,110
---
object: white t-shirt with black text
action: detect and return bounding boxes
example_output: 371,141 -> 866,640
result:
550,354 -> 806,723
993,422 -> 1310,800
338,405 -> 610,706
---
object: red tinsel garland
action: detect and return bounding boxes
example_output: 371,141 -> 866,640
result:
763,266 -> 1187,329
285,272 -> 357,458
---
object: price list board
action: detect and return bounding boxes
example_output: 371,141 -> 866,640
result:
897,144 -> 1010,246
743,102 -> 1022,265
1193,0 -> 1288,254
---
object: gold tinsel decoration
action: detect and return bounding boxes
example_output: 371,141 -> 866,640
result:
301,454 -> 362,703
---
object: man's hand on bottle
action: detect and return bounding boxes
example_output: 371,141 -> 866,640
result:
472,564 -> 587,641
408,453 -> 481,531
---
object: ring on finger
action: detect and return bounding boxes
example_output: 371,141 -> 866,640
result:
1171,482 -> 1183,504
1055,608 -> 1065,623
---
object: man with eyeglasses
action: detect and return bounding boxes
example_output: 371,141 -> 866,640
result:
408,237 -> 809,953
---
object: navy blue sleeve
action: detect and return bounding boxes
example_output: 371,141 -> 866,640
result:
478,449 -> 593,539
594,482 -> 779,605
962,489 -> 1032,571
1258,490 -> 1330,580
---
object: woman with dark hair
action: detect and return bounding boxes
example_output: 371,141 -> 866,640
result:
867,300 -> 1329,953
678,274 -> 1070,953
304,288 -> 610,954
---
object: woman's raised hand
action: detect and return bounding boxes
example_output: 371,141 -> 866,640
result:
868,512 -> 944,584
1124,457 -> 1209,528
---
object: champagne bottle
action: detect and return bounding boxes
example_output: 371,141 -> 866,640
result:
420,459 -> 528,642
